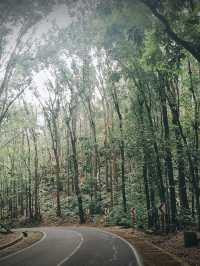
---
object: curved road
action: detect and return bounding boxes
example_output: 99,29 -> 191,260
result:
0,227 -> 142,266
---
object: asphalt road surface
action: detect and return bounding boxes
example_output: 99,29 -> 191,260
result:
0,227 -> 142,266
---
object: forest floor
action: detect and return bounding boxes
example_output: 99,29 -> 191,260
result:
145,230 -> 200,266
0,231 -> 43,259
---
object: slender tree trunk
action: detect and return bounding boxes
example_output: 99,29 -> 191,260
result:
138,100 -> 156,229
143,156 -> 152,228
174,116 -> 190,210
188,60 -> 200,230
32,130 -> 40,220
68,125 -> 85,224
165,81 -> 190,212
55,153 -> 61,217
159,84 -> 177,225
144,98 -> 166,203
109,159 -> 114,208
25,130 -> 33,220
111,85 -> 127,212
120,118 -> 127,212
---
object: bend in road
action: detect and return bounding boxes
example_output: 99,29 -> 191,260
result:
0,227 -> 142,266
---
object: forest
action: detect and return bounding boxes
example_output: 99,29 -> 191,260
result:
0,0 -> 200,237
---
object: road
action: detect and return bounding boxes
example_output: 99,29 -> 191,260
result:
0,227 -> 142,266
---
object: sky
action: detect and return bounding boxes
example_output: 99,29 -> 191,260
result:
0,2 -> 73,106
26,3 -> 72,104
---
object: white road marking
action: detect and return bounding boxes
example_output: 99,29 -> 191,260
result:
0,231 -> 47,262
56,230 -> 84,266
95,228 -> 143,266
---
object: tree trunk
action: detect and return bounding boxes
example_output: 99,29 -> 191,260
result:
32,130 -> 40,220
111,85 -> 127,212
143,156 -> 152,228
69,126 -> 85,224
159,84 -> 177,225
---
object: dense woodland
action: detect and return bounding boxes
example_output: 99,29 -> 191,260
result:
0,0 -> 200,233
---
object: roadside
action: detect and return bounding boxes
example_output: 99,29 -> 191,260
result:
0,232 -> 22,249
103,227 -> 199,266
147,231 -> 200,266
0,231 -> 43,259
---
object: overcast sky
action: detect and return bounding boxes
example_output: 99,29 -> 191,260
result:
23,3 -> 73,105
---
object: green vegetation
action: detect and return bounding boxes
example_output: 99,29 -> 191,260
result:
0,0 -> 200,233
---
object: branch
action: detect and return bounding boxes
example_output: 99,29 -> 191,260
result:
0,83 -> 29,126
141,0 -> 200,62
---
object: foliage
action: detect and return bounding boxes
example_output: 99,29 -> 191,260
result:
107,206 -> 132,228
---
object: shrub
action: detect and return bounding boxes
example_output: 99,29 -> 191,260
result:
107,206 -> 132,228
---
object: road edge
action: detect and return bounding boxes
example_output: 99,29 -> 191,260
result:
0,233 -> 23,251
0,231 -> 47,262
96,228 -> 143,266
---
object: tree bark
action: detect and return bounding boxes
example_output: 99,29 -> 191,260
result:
68,123 -> 85,224
158,82 -> 177,225
111,85 -> 127,212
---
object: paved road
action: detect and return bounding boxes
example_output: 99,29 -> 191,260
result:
0,227 -> 142,266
